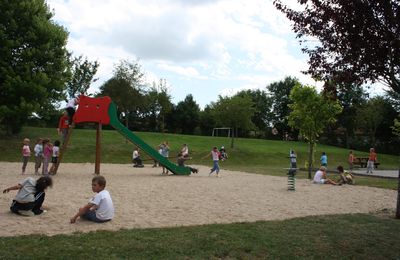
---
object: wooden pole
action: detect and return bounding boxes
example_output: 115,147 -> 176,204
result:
95,122 -> 102,175
396,168 -> 400,219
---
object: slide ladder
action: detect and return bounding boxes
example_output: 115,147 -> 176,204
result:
53,126 -> 74,174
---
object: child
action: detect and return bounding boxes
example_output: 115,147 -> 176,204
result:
66,96 -> 79,126
366,148 -> 377,174
336,165 -> 355,185
219,146 -> 228,161
203,146 -> 220,177
348,150 -> 354,173
42,139 -> 53,175
34,138 -> 43,174
289,149 -> 297,169
21,138 -> 31,174
181,144 -> 189,158
177,152 -> 198,174
320,152 -> 328,167
159,141 -> 170,175
3,176 -> 53,216
70,175 -> 114,223
49,140 -> 60,175
132,147 -> 144,167
313,166 -> 339,185
57,112 -> 69,144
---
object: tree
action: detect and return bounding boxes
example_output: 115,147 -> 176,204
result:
66,55 -> 99,100
0,0 -> 70,134
288,84 -> 342,178
274,0 -> 400,95
212,95 -> 256,148
98,60 -> 145,129
265,76 -> 300,139
173,94 -> 201,135
236,89 -> 271,137
145,79 -> 172,132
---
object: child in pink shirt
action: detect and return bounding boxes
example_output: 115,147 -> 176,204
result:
42,139 -> 53,175
21,138 -> 31,174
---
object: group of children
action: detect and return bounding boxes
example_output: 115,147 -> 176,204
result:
132,143 -> 228,177
21,137 -> 60,175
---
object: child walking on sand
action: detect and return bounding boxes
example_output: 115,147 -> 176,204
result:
203,146 -> 220,177
21,138 -> 31,174
49,140 -> 60,175
70,175 -> 114,223
34,138 -> 43,174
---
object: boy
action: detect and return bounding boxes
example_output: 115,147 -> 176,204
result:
70,175 -> 114,223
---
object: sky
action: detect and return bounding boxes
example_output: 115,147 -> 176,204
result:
47,0 -> 319,108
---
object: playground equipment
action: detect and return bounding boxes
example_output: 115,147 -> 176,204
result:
53,95 -> 192,175
286,149 -> 298,191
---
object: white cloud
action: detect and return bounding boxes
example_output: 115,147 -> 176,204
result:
47,0 -> 316,107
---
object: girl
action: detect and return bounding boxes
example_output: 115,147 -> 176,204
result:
21,138 -> 31,174
203,146 -> 220,177
49,140 -> 60,175
34,138 -> 43,174
3,176 -> 53,216
42,139 -> 53,175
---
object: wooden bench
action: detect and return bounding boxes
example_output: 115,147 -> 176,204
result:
353,157 -> 380,168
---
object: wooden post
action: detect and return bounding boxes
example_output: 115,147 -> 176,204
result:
95,122 -> 102,175
396,168 -> 400,219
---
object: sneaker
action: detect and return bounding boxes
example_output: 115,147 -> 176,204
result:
18,210 -> 34,216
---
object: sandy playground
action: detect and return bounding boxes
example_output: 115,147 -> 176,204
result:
0,162 -> 397,237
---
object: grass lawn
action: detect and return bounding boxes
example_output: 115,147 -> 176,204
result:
0,213 -> 399,259
0,127 -> 399,258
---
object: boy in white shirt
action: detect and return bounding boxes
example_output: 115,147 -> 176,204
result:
70,175 -> 114,223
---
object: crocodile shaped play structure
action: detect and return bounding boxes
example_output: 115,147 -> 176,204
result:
55,95 -> 191,175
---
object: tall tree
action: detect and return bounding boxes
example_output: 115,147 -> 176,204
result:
65,55 -> 99,100
236,89 -> 271,137
173,94 -> 201,135
98,59 -> 145,129
145,79 -> 172,132
274,0 -> 400,95
0,0 -> 70,134
288,84 -> 342,178
212,95 -> 256,148
265,76 -> 300,139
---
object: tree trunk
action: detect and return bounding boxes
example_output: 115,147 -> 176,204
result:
308,141 -> 314,179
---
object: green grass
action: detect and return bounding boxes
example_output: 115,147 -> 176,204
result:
0,213 -> 399,259
1,126 -> 398,189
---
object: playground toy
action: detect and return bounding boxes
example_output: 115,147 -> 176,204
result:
53,95 -> 192,175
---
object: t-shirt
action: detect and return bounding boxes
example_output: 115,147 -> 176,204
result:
369,152 -> 377,161
132,150 -> 139,159
58,115 -> 69,129
211,150 -> 219,161
160,145 -> 169,157
34,144 -> 43,157
52,146 -> 59,157
66,98 -> 78,108
313,170 -> 325,183
181,146 -> 189,156
89,190 -> 114,220
320,155 -> 327,165
22,145 -> 31,157
15,177 -> 36,203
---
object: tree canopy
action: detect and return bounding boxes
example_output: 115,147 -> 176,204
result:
274,0 -> 400,95
288,84 -> 342,177
0,0 -> 69,134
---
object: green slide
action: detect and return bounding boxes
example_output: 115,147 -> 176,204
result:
108,102 -> 191,175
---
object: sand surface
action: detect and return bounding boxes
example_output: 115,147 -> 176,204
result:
0,162 -> 396,237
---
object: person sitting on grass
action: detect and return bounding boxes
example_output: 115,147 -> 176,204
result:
336,165 -> 355,185
177,152 -> 198,174
313,166 -> 340,185
70,175 -> 114,223
3,176 -> 53,216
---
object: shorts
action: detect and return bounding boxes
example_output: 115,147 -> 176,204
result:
82,210 -> 111,223
314,179 -> 326,184
52,156 -> 58,164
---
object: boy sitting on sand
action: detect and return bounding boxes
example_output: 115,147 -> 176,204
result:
70,175 -> 114,223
